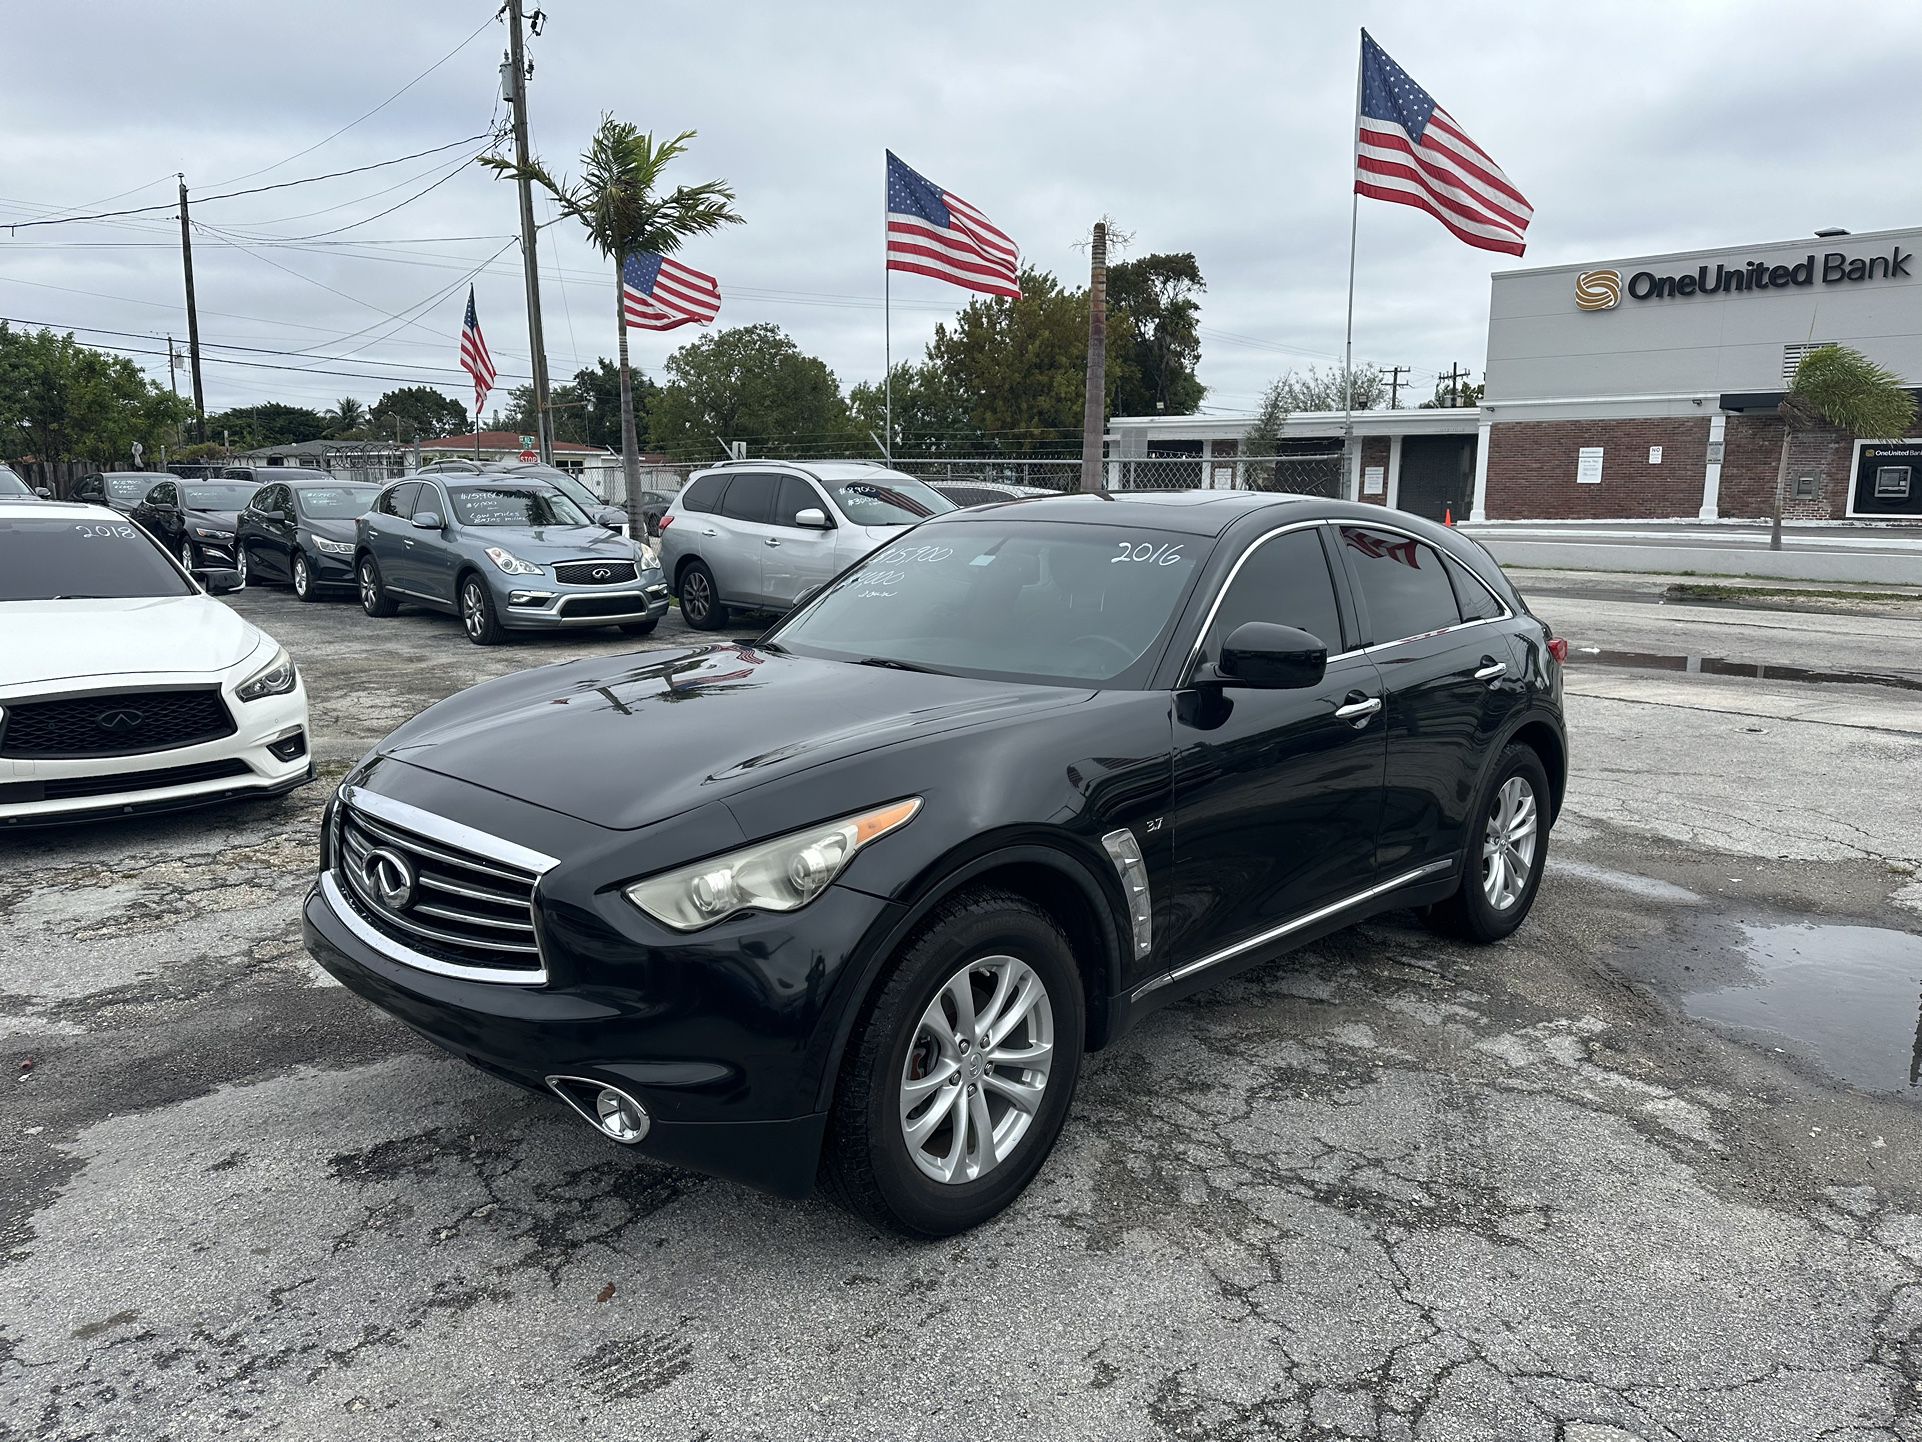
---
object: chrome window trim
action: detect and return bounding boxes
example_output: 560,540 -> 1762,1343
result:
1130,858 -> 1454,1002
1332,520 -> 1516,646
1179,518 -> 1351,686
340,783 -> 560,876
319,871 -> 549,986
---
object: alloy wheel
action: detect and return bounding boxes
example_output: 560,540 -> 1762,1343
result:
462,582 -> 485,639
359,563 -> 378,610
180,540 -> 196,571
235,547 -> 248,586
898,954 -> 1055,1186
682,570 -> 711,623
1482,775 -> 1539,911
292,555 -> 309,597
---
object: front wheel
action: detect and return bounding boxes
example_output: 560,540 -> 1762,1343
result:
358,556 -> 399,617
460,574 -> 503,646
292,551 -> 318,602
233,545 -> 250,587
179,538 -> 197,572
1425,742 -> 1551,943
678,560 -> 729,631
822,889 -> 1085,1237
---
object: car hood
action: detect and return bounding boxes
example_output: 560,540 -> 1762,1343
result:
458,525 -> 636,561
304,516 -> 359,543
377,644 -> 1092,830
0,595 -> 268,689
187,507 -> 243,530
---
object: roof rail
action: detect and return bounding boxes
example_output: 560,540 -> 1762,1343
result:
701,456 -> 895,471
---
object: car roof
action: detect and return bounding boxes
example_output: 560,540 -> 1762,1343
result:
920,488 -> 1335,536
694,459 -> 919,486
0,498 -> 117,519
283,476 -> 375,488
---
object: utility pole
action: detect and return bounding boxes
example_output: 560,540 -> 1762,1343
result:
1386,364 -> 1409,411
504,0 -> 553,464
176,177 -> 206,441
1078,220 -> 1108,494
1441,362 -> 1468,408
166,335 -> 180,398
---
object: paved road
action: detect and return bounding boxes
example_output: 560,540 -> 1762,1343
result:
1462,524 -> 1922,586
4,581 -> 1922,1441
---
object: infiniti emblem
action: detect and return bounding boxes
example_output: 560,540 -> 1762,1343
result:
361,846 -> 416,910
592,566 -> 611,579
96,708 -> 144,732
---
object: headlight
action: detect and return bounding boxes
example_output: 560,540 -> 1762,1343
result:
313,536 -> 353,555
485,547 -> 543,576
236,646 -> 298,702
635,541 -> 660,568
192,525 -> 234,541
624,798 -> 921,931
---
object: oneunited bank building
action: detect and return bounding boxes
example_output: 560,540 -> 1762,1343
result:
1473,225 -> 1921,523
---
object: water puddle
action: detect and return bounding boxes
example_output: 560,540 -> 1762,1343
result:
1568,649 -> 1922,692
1630,919 -> 1922,1098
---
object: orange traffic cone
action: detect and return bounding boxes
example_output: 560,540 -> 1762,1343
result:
1443,504 -> 1454,527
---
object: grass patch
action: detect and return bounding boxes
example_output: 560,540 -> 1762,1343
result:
1666,582 -> 1922,604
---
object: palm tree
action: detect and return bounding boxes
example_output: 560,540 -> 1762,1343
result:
328,397 -> 367,437
482,118 -> 742,501
1769,346 -> 1916,549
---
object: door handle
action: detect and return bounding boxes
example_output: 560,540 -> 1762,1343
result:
1472,658 -> 1507,682
764,537 -> 781,547
701,528 -> 718,537
1334,693 -> 1382,723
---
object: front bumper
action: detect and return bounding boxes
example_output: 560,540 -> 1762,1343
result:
300,768 -> 903,1197
0,673 -> 312,826
500,579 -> 670,630
309,547 -> 358,587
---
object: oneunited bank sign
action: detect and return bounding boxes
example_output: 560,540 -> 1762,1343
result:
1575,247 -> 1913,311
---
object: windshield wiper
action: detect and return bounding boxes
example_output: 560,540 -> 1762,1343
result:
49,593 -> 110,600
854,655 -> 946,675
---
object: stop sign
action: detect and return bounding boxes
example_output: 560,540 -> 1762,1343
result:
519,449 -> 537,462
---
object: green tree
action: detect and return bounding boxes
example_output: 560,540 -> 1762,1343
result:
0,324 -> 190,462
327,396 -> 367,437
1769,345 -> 1917,548
649,324 -> 849,460
1418,373 -> 1484,408
1108,251 -> 1206,416
918,268 -> 1138,455
1264,363 -> 1388,413
848,362 -> 977,457
202,402 -> 331,449
569,359 -> 648,451
368,385 -> 470,442
1240,380 -> 1290,489
482,119 -> 743,498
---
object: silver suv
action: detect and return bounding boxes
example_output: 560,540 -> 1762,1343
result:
659,460 -> 955,629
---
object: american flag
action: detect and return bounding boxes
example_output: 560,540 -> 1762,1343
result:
458,286 -> 497,413
885,152 -> 1020,299
622,251 -> 722,331
1353,31 -> 1532,256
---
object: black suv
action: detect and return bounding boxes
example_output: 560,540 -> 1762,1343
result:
304,492 -> 1567,1235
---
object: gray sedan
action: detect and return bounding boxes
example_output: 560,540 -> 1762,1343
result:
354,478 -> 668,645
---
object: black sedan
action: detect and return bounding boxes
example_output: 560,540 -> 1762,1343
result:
129,477 -> 261,571
303,492 -> 1568,1236
235,477 -> 380,600
71,470 -> 179,517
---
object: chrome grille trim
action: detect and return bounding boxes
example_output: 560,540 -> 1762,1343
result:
319,873 -> 547,987
554,559 -> 639,586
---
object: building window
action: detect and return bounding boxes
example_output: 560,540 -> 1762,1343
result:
1876,466 -> 1913,500
1792,473 -> 1819,501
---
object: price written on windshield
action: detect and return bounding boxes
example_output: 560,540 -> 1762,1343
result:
1112,541 -> 1184,565
876,544 -> 953,564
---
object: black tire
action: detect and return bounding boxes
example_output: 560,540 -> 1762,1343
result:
459,573 -> 504,646
678,560 -> 729,631
618,619 -> 658,638
1425,742 -> 1552,944
292,551 -> 319,602
358,556 -> 399,617
822,889 -> 1085,1238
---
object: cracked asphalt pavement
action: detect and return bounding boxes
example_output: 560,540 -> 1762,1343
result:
4,571 -> 1922,1441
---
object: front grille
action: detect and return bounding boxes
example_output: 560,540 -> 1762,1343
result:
0,757 -> 250,805
558,591 -> 649,619
554,559 -> 638,586
0,688 -> 235,759
334,799 -> 543,976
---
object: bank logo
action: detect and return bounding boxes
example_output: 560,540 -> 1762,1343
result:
1575,269 -> 1622,311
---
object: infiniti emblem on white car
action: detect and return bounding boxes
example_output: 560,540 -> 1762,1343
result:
362,847 -> 416,910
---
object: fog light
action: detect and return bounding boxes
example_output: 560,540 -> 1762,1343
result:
595,1088 -> 649,1142
267,729 -> 308,763
508,589 -> 554,606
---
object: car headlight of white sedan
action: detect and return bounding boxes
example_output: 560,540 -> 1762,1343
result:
236,646 -> 299,702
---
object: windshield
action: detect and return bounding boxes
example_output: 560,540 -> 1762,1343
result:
106,474 -> 158,499
0,517 -> 195,601
295,486 -> 376,520
769,521 -> 1204,686
182,483 -> 257,510
449,484 -> 590,528
0,466 -> 27,496
829,476 -> 955,526
537,471 -> 607,511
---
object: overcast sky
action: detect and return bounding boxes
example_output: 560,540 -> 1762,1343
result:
4,0 -> 1918,430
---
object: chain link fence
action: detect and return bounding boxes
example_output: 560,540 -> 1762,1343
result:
888,453 -> 1345,497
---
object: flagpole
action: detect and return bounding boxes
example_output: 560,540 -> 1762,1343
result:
1342,29 -> 1363,499
882,154 -> 893,463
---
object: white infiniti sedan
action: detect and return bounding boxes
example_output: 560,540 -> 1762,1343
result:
0,499 -> 312,826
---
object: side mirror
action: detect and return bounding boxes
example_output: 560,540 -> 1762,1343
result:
410,510 -> 443,530
1216,622 -> 1327,690
198,567 -> 244,594
594,506 -> 625,531
793,507 -> 830,529
33,487 -> 51,499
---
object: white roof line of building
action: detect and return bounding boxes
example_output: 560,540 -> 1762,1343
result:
1490,223 -> 1921,281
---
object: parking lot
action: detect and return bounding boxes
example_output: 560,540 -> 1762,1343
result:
5,572 -> 1922,1442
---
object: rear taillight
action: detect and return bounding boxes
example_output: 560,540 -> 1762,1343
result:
1548,637 -> 1569,664
658,514 -> 674,530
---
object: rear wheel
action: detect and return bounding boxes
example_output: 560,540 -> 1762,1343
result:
291,551 -> 318,602
1425,742 -> 1550,943
678,560 -> 729,631
358,556 -> 399,617
460,574 -> 503,646
822,890 -> 1084,1237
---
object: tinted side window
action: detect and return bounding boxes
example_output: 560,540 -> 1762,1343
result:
771,476 -> 825,527
147,481 -> 178,506
377,483 -> 421,518
1340,527 -> 1462,644
679,475 -> 728,514
719,472 -> 778,523
1206,528 -> 1344,658
1445,554 -> 1503,622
